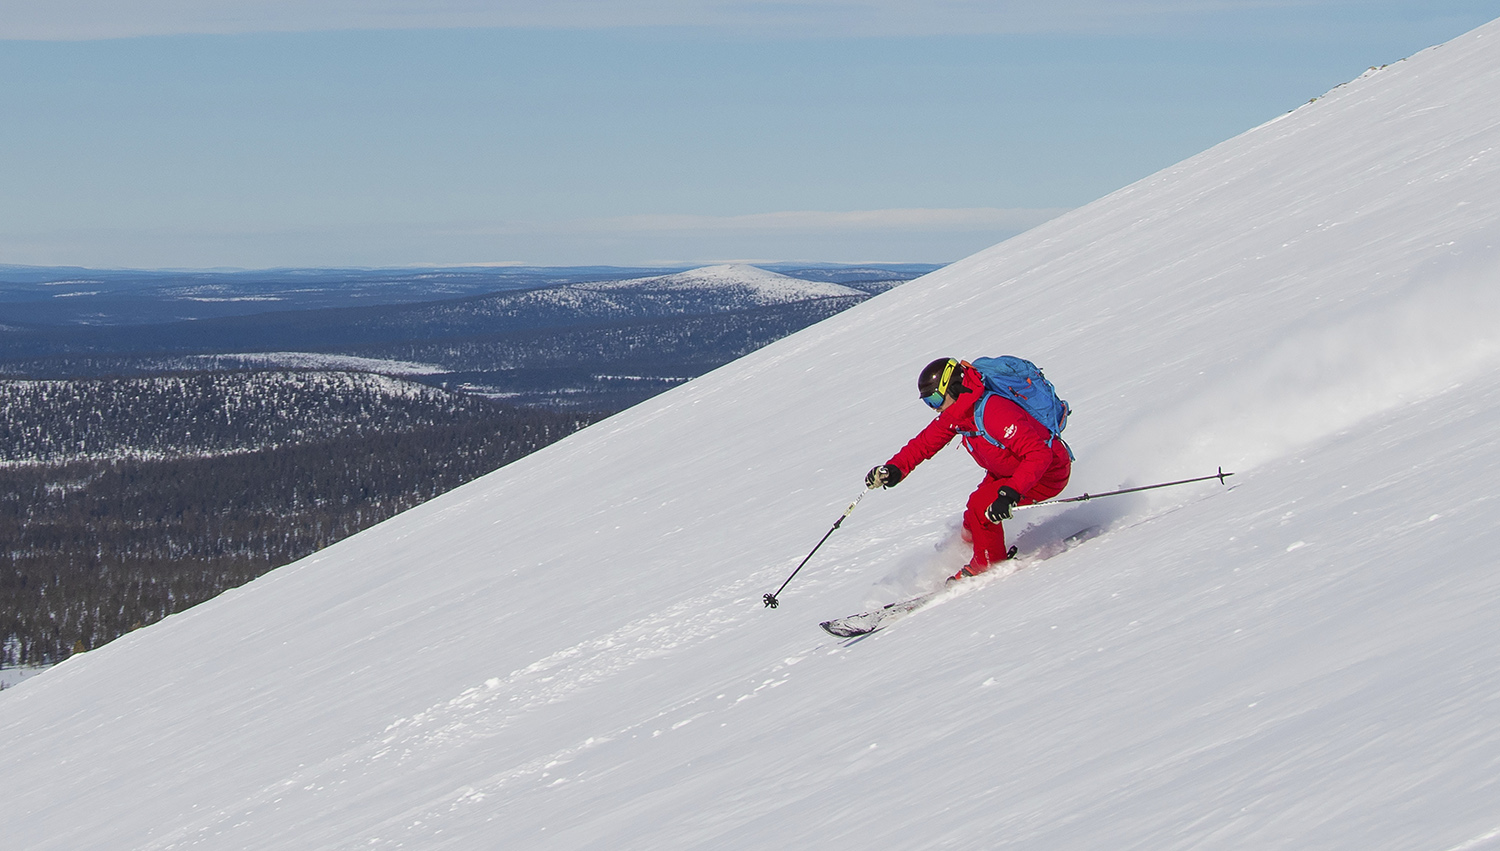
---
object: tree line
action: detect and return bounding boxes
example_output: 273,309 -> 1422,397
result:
0,375 -> 598,666
0,294 -> 879,668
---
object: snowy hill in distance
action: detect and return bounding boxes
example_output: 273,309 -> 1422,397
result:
456,262 -> 868,319
587,263 -> 867,304
6,17 -> 1500,851
345,262 -> 868,330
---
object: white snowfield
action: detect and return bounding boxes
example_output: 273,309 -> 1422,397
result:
6,20 -> 1500,851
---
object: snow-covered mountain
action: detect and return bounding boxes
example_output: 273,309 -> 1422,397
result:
447,262 -> 866,317
343,262 -> 867,329
586,263 -> 867,304
6,19 -> 1500,851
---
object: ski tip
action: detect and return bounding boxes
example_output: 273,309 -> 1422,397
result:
820,621 -> 874,638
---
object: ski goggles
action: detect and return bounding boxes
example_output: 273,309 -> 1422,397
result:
921,359 -> 959,409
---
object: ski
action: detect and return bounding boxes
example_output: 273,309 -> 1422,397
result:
820,591 -> 940,638
819,544 -> 1018,637
819,529 -> 1102,638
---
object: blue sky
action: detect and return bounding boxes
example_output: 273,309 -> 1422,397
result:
2,1 -> 1496,269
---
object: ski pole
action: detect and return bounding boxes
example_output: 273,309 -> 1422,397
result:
1018,467 -> 1234,510
763,487 -> 871,609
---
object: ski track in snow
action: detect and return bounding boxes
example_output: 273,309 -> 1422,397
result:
144,511 -> 1133,849
269,519 -> 1127,848
143,570 -> 794,848
1446,828 -> 1500,851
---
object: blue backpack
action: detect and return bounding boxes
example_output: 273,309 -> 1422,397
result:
963,356 -> 1073,457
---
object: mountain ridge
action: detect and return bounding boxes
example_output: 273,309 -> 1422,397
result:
585,263 -> 867,302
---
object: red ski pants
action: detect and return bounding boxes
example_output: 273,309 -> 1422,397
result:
962,447 -> 1072,570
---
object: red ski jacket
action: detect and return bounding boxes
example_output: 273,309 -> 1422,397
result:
886,366 -> 1065,495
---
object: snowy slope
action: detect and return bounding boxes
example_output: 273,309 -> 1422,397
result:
6,20 -> 1500,851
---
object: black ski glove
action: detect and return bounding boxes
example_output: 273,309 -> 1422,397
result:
865,464 -> 904,489
985,486 -> 1022,523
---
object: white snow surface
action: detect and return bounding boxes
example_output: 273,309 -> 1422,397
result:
6,21 -> 1500,851
0,665 -> 50,691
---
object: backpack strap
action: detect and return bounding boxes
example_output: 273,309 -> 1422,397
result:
960,391 -> 1075,459
958,392 -> 1005,449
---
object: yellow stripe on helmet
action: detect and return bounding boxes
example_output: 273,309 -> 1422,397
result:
936,358 -> 958,398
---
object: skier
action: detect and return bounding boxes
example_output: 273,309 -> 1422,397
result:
865,357 -> 1072,582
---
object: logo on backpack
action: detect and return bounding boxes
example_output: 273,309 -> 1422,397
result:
962,355 -> 1073,457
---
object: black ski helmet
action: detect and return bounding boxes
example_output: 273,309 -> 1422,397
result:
918,357 -> 963,402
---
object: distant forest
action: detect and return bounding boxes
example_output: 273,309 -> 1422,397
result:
0,296 -> 866,410
0,374 -> 598,666
0,265 -> 918,670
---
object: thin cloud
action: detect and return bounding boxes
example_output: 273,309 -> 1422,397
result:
464,208 -> 1071,237
0,208 -> 1068,267
1,0 -> 1353,41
